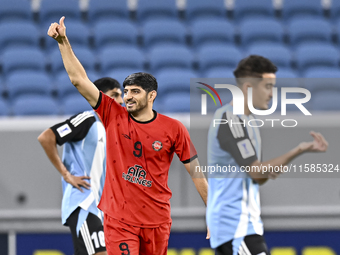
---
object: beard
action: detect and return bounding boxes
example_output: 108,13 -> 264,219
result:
125,97 -> 148,114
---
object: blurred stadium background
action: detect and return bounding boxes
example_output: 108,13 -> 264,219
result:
1,0 -> 340,254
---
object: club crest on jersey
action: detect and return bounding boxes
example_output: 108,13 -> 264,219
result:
152,141 -> 163,151
122,164 -> 152,187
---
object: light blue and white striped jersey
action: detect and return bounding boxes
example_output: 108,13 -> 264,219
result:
51,111 -> 106,233
206,104 -> 263,252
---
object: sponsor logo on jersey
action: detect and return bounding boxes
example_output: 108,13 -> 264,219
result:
122,134 -> 131,139
56,124 -> 72,138
152,141 -> 163,151
122,164 -> 152,187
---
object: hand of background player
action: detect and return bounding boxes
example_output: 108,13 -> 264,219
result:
268,171 -> 281,180
298,131 -> 328,153
206,227 -> 210,239
63,171 -> 91,193
47,16 -> 66,43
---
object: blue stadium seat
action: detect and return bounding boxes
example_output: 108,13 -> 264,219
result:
239,18 -> 284,48
311,91 -> 340,111
55,73 -> 79,100
304,68 -> 340,94
88,0 -> 129,23
143,19 -> 187,49
87,71 -> 101,83
6,71 -> 53,101
186,0 -> 225,22
248,43 -> 292,69
233,0 -> 274,22
156,69 -> 197,96
288,17 -> 332,47
198,44 -> 243,72
334,19 -> 340,45
304,67 -> 340,78
137,0 -> 178,22
105,68 -> 144,85
62,94 -> 92,115
99,46 -> 144,74
12,95 -> 59,116
0,100 -> 9,116
2,48 -> 46,76
162,92 -> 190,113
93,20 -> 138,49
282,0 -> 323,20
295,43 -> 340,73
191,18 -> 234,48
0,22 -> 40,52
50,46 -> 97,75
330,0 -> 340,21
39,0 -> 81,26
0,0 -> 32,22
55,71 -> 100,100
205,67 -> 235,78
45,20 -> 90,51
149,45 -> 194,73
56,71 -> 99,95
0,77 -> 4,97
276,69 -> 298,78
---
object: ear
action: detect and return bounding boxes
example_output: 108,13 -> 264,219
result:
241,82 -> 252,96
149,90 -> 157,101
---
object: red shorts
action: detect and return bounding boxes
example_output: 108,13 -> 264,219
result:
104,214 -> 171,255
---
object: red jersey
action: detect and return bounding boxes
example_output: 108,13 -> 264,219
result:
95,92 -> 197,227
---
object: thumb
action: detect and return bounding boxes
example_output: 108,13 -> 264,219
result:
59,16 -> 65,27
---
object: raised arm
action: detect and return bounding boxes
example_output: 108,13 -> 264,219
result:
38,128 -> 91,192
47,16 -> 99,107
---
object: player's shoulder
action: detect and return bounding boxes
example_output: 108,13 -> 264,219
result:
69,110 -> 96,126
70,110 -> 95,119
157,112 -> 185,128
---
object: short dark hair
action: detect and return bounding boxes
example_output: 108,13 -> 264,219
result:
123,72 -> 158,93
233,55 -> 278,84
93,77 -> 121,93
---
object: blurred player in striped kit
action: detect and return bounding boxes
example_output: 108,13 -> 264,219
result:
38,78 -> 123,255
206,55 -> 328,255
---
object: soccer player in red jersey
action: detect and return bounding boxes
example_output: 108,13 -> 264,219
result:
47,17 -> 208,255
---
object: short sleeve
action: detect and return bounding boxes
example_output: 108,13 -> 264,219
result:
50,111 -> 96,145
94,91 -> 125,128
217,111 -> 257,167
174,121 -> 198,164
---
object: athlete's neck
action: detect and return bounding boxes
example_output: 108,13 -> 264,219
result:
130,108 -> 155,122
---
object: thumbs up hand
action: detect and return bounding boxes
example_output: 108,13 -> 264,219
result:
47,16 -> 66,43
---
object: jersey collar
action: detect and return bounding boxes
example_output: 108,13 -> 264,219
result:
129,110 -> 157,124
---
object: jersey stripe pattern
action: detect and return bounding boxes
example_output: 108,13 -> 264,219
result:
80,221 -> 95,255
51,111 -> 106,229
206,104 -> 263,250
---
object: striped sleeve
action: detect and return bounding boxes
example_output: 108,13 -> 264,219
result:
216,111 -> 257,167
50,111 -> 96,145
